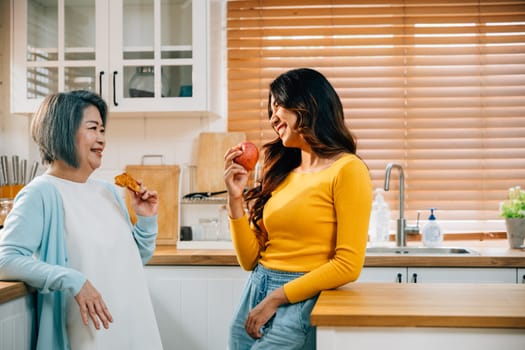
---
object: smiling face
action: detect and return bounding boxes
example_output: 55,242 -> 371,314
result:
75,105 -> 105,175
269,95 -> 305,148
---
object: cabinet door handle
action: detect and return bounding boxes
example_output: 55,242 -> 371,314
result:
396,273 -> 403,283
411,272 -> 418,283
99,71 -> 104,96
112,71 -> 119,106
522,274 -> 524,284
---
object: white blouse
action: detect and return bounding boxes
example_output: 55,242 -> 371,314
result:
45,175 -> 163,350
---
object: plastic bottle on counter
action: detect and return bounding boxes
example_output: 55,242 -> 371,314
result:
368,188 -> 391,246
422,208 -> 443,247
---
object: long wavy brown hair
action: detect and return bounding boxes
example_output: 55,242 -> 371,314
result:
244,68 -> 358,248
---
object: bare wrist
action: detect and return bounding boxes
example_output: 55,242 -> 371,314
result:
228,196 -> 245,219
268,287 -> 289,307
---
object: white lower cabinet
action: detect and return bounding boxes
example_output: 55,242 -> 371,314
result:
357,267 -> 406,283
317,326 -> 525,350
359,267 -> 517,283
0,294 -> 35,350
1,265 -> 522,348
407,267 -> 517,283
518,268 -> 525,284
145,265 -> 517,350
145,266 -> 249,350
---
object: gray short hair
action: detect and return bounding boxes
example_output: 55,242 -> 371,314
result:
31,90 -> 107,168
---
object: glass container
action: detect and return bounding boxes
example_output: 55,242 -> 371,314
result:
127,66 -> 171,97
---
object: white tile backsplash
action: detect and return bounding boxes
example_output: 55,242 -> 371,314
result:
96,115 -> 225,183
145,116 -> 204,139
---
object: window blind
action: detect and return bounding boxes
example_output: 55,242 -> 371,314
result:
226,0 -> 525,228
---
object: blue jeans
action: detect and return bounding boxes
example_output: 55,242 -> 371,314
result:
229,264 -> 318,350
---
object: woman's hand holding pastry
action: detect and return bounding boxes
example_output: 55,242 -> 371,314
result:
75,280 -> 113,330
131,180 -> 159,217
115,173 -> 159,216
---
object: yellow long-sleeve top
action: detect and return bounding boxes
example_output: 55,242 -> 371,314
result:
230,153 -> 372,304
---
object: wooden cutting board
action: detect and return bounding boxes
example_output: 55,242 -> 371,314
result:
196,132 -> 246,193
124,165 -> 180,245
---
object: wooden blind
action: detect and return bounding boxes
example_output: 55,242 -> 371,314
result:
227,0 -> 525,227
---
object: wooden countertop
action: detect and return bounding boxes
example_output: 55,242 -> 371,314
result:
148,239 -> 525,267
150,247 -> 240,266
0,281 -> 29,304
2,239 -> 524,305
310,283 -> 525,328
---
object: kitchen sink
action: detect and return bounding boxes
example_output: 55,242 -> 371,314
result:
366,246 -> 479,255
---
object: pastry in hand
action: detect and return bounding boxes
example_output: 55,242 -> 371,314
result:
114,172 -> 141,193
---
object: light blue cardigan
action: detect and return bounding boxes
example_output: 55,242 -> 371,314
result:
0,176 -> 158,350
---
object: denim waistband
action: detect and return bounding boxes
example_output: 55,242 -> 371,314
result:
251,263 -> 305,289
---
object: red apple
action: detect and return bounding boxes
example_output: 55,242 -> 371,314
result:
234,141 -> 259,171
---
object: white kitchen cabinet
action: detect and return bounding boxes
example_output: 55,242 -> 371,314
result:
518,268 -> 525,284
145,266 -> 249,350
359,267 -> 517,284
407,267 -> 517,284
0,294 -> 35,350
317,326 -> 525,350
11,0 -> 208,114
357,267 -> 406,283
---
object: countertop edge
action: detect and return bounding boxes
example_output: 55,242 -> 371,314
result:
0,282 -> 29,304
148,249 -> 240,266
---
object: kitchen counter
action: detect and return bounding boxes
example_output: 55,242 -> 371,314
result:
148,239 -> 525,267
311,282 -> 525,328
0,281 -> 29,304
311,283 -> 525,349
1,239 -> 524,304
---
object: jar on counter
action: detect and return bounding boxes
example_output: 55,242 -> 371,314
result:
0,199 -> 13,229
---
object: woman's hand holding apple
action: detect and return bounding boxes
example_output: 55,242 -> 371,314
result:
233,141 -> 259,171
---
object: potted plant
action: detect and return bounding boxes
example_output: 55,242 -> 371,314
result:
500,186 -> 525,248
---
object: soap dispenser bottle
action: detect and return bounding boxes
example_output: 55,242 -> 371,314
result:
368,188 -> 391,246
422,208 -> 443,247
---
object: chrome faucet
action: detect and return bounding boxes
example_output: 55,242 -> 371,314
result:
384,163 -> 419,247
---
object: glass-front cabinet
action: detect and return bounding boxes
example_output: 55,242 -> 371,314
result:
12,0 -> 99,104
11,0 -> 208,114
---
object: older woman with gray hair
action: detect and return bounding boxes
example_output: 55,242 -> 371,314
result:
0,90 -> 163,350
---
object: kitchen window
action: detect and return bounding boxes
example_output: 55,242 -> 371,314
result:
226,0 -> 525,232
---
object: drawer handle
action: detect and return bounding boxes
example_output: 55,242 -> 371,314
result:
411,273 -> 418,283
396,273 -> 403,283
113,71 -> 119,106
99,71 -> 104,96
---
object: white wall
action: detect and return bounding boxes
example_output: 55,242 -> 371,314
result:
0,0 -> 228,185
